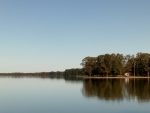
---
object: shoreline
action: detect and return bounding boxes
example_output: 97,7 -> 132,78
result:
77,76 -> 150,79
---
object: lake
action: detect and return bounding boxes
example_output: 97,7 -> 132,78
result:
0,77 -> 150,113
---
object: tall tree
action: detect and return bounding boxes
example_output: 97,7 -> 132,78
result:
81,57 -> 97,76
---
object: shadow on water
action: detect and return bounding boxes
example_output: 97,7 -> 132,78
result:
82,79 -> 150,102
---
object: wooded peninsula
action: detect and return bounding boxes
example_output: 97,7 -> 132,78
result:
65,52 -> 150,78
1,52 -> 150,79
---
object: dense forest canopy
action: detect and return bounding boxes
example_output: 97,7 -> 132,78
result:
81,53 -> 150,76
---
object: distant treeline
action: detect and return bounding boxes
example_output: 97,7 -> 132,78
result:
63,68 -> 83,80
0,52 -> 150,78
0,71 -> 64,78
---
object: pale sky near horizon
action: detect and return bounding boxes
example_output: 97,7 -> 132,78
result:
0,0 -> 150,72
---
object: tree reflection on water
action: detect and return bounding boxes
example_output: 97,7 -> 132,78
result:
82,79 -> 150,102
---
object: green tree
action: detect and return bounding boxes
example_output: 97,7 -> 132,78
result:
81,57 -> 97,76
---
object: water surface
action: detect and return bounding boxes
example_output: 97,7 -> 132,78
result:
0,77 -> 150,113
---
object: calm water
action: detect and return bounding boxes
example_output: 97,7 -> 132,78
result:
0,77 -> 150,113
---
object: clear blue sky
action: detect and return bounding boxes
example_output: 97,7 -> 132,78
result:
0,0 -> 150,72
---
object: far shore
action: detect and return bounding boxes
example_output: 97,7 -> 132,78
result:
77,76 -> 150,79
